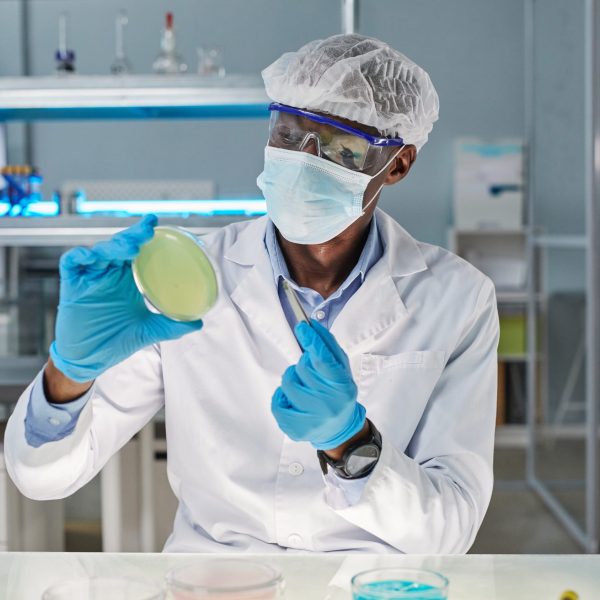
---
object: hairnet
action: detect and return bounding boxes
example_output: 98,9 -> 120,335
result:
262,34 -> 439,152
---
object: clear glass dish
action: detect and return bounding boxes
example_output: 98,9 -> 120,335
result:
165,559 -> 285,599
42,577 -> 164,600
351,568 -> 448,600
132,225 -> 218,322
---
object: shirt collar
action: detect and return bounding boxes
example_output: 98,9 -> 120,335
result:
225,209 -> 428,281
264,215 -> 382,293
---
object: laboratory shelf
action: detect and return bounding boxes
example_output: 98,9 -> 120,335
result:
0,75 -> 270,121
498,353 -> 528,362
0,214 -> 249,246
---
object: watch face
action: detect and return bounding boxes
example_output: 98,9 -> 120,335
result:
346,444 -> 380,477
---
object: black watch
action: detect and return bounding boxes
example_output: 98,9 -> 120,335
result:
317,420 -> 382,480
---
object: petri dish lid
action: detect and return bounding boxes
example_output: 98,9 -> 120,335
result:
42,577 -> 164,600
165,559 -> 284,597
132,225 -> 218,322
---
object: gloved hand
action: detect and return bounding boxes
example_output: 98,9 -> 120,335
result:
50,215 -> 203,383
271,319 -> 366,450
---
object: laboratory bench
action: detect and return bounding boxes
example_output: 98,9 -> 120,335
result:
0,552 -> 597,599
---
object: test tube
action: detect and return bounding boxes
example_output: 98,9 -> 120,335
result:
111,10 -> 133,75
282,280 -> 309,325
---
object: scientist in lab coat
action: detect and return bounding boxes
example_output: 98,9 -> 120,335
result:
5,34 -> 499,554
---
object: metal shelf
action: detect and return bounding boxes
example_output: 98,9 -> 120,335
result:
499,354 -> 528,362
0,75 -> 270,121
497,291 -> 528,303
0,214 -> 250,246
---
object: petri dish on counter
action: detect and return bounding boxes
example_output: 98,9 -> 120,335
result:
165,559 -> 285,599
351,568 -> 448,600
42,577 -> 164,600
132,225 -> 218,322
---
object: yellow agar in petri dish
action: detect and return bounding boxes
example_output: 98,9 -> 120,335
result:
132,226 -> 218,321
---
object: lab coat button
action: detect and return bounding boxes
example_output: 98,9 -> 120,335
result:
315,310 -> 326,321
288,462 -> 304,476
288,533 -> 303,547
48,417 -> 61,426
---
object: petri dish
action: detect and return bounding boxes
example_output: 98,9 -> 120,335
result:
165,559 -> 285,599
132,226 -> 218,322
351,568 -> 448,600
42,577 -> 164,600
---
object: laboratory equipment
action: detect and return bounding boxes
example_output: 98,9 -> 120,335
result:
165,559 -> 284,599
453,138 -> 524,230
282,280 -> 309,324
51,217 -> 203,383
197,47 -> 225,77
110,11 -> 133,75
55,12 -> 75,74
153,12 -> 187,75
42,577 -> 164,600
132,225 -> 218,322
0,165 -> 46,216
351,568 -> 448,600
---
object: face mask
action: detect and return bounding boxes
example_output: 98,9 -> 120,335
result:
256,145 -> 402,245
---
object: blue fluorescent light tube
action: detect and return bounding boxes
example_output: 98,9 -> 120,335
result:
0,201 -> 59,217
76,198 -> 267,216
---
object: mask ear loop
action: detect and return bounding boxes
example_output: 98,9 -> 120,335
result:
361,145 -> 405,214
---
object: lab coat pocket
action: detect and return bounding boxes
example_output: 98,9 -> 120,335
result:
357,350 -> 446,447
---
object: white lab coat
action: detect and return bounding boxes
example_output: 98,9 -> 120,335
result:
5,209 -> 499,554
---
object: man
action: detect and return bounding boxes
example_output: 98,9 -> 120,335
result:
5,34 -> 498,554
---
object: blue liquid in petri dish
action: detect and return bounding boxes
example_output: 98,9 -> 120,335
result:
354,579 -> 446,600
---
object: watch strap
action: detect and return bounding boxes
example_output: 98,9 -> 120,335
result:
317,419 -> 382,480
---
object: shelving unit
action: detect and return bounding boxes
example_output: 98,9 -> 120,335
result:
523,0 -> 599,553
0,75 -> 269,120
448,227 -> 530,428
0,74 -> 272,552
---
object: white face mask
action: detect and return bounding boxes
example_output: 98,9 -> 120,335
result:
256,146 -> 402,244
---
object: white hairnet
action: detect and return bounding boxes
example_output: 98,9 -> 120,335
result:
262,34 -> 439,151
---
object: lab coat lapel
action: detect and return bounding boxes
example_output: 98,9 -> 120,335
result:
331,209 -> 429,352
225,217 -> 302,364
224,211 -> 428,360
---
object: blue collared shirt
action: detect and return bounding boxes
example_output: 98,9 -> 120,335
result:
265,215 -> 383,331
25,370 -> 91,447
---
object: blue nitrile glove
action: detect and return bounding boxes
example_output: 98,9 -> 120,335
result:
271,319 -> 366,450
49,215 -> 203,382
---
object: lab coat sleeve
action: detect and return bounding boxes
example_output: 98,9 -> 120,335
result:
327,278 -> 499,554
4,344 -> 164,501
24,370 -> 92,448
324,471 -> 371,506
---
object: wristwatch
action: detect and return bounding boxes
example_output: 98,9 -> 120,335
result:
317,420 -> 382,480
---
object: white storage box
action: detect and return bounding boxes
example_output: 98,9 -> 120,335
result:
454,138 -> 524,230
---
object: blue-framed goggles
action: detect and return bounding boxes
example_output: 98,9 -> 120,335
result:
268,102 -> 404,173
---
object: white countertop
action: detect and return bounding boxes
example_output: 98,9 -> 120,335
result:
0,552 -> 597,599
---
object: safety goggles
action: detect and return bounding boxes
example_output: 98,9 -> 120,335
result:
268,103 -> 404,174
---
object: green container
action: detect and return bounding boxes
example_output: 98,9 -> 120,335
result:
498,313 -> 526,356
132,226 -> 218,322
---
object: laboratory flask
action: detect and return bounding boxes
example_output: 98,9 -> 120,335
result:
42,577 -> 164,600
165,559 -> 285,599
351,568 -> 448,600
132,225 -> 218,322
